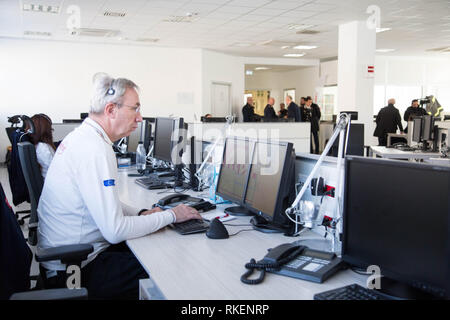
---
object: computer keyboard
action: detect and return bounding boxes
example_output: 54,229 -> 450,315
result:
314,284 -> 393,300
170,219 -> 209,235
135,177 -> 173,190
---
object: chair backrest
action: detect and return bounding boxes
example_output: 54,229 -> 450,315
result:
17,142 -> 44,246
0,182 -> 32,299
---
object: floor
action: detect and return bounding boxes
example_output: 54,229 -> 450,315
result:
0,164 -> 40,285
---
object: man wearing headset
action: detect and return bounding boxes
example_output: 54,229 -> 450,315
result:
37,73 -> 201,299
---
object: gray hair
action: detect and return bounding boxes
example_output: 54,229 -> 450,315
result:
90,72 -> 140,114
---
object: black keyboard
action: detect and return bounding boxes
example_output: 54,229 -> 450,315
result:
314,284 -> 393,300
170,219 -> 209,235
135,177 -> 173,190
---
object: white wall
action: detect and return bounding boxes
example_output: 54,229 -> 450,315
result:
201,50 -> 244,121
0,38 -> 204,160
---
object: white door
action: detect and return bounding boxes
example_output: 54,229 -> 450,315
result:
211,82 -> 231,117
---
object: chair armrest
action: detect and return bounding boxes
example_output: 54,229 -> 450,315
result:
10,288 -> 88,300
36,244 -> 94,265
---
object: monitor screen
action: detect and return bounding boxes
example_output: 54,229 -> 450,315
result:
422,115 -> 434,141
153,117 -> 176,162
216,137 -> 253,205
244,141 -> 290,220
342,157 -> 449,298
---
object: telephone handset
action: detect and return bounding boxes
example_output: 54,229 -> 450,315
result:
155,193 -> 217,212
241,243 -> 306,285
158,193 -> 190,206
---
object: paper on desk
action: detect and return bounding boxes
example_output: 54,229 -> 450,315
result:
202,211 -> 236,222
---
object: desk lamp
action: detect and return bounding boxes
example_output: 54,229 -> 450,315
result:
284,113 -> 351,251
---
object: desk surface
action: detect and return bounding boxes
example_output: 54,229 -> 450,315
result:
370,146 -> 441,160
118,168 -> 367,300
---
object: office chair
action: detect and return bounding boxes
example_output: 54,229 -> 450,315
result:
8,142 -> 94,299
5,115 -> 35,225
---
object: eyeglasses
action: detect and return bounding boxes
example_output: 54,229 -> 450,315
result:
115,103 -> 141,114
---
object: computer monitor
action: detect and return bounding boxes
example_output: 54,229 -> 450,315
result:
201,117 -> 227,123
244,140 -> 296,233
342,156 -> 449,299
216,137 -> 254,215
127,121 -> 143,153
153,117 -> 186,165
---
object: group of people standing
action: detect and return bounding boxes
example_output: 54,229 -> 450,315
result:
373,98 -> 427,146
242,95 -> 321,154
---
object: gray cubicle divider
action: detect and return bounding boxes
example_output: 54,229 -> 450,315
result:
52,123 -> 82,142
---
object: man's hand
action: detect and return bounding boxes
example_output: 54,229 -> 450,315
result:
139,207 -> 163,216
171,204 -> 202,223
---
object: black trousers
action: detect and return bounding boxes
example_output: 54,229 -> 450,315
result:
40,242 -> 148,300
378,135 -> 387,146
310,131 -> 320,154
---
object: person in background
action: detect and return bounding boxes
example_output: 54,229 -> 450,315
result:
303,97 -> 321,154
204,113 -> 212,118
278,103 -> 288,119
403,99 -> 426,133
242,96 -> 257,122
263,97 -> 277,121
373,98 -> 404,146
29,114 -> 56,178
286,95 -> 301,122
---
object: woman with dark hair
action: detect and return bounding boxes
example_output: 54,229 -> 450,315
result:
30,114 -> 56,178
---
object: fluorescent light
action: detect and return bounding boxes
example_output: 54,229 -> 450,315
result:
283,53 -> 305,57
376,48 -> 395,53
254,67 -> 270,70
293,45 -> 317,50
281,46 -> 290,49
246,70 -> 253,75
376,27 -> 391,33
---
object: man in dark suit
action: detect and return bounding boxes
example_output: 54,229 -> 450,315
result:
373,98 -> 404,146
303,97 -> 321,154
263,97 -> 277,121
403,99 -> 426,133
286,95 -> 301,122
242,97 -> 256,122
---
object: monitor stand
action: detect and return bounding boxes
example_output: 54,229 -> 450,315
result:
224,206 -> 253,216
249,215 -> 284,234
375,277 -> 443,300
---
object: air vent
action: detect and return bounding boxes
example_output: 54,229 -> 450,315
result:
163,13 -> 199,23
296,30 -> 320,35
24,30 -> 51,37
104,11 -> 126,17
69,28 -> 120,37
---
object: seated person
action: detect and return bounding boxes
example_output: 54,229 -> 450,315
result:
37,72 -> 202,299
29,113 -> 56,178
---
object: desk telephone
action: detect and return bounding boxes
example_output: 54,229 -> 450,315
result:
241,243 -> 344,285
155,193 -> 216,212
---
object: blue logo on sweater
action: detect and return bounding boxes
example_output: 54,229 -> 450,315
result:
103,179 -> 115,187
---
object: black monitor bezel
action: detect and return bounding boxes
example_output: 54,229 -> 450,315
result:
242,139 -> 294,224
215,136 -> 255,205
153,117 -> 184,163
342,156 -> 450,298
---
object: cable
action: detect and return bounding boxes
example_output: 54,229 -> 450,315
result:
350,267 -> 371,276
229,228 -> 255,236
223,223 -> 253,227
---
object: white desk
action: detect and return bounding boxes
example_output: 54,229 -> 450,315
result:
118,168 -> 367,300
370,146 -> 442,161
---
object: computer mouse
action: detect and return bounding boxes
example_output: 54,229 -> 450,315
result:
206,218 -> 229,239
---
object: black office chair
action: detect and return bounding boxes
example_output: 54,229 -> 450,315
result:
8,142 -> 94,299
5,115 -> 34,225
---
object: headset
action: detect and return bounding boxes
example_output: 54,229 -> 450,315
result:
106,78 -> 116,96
